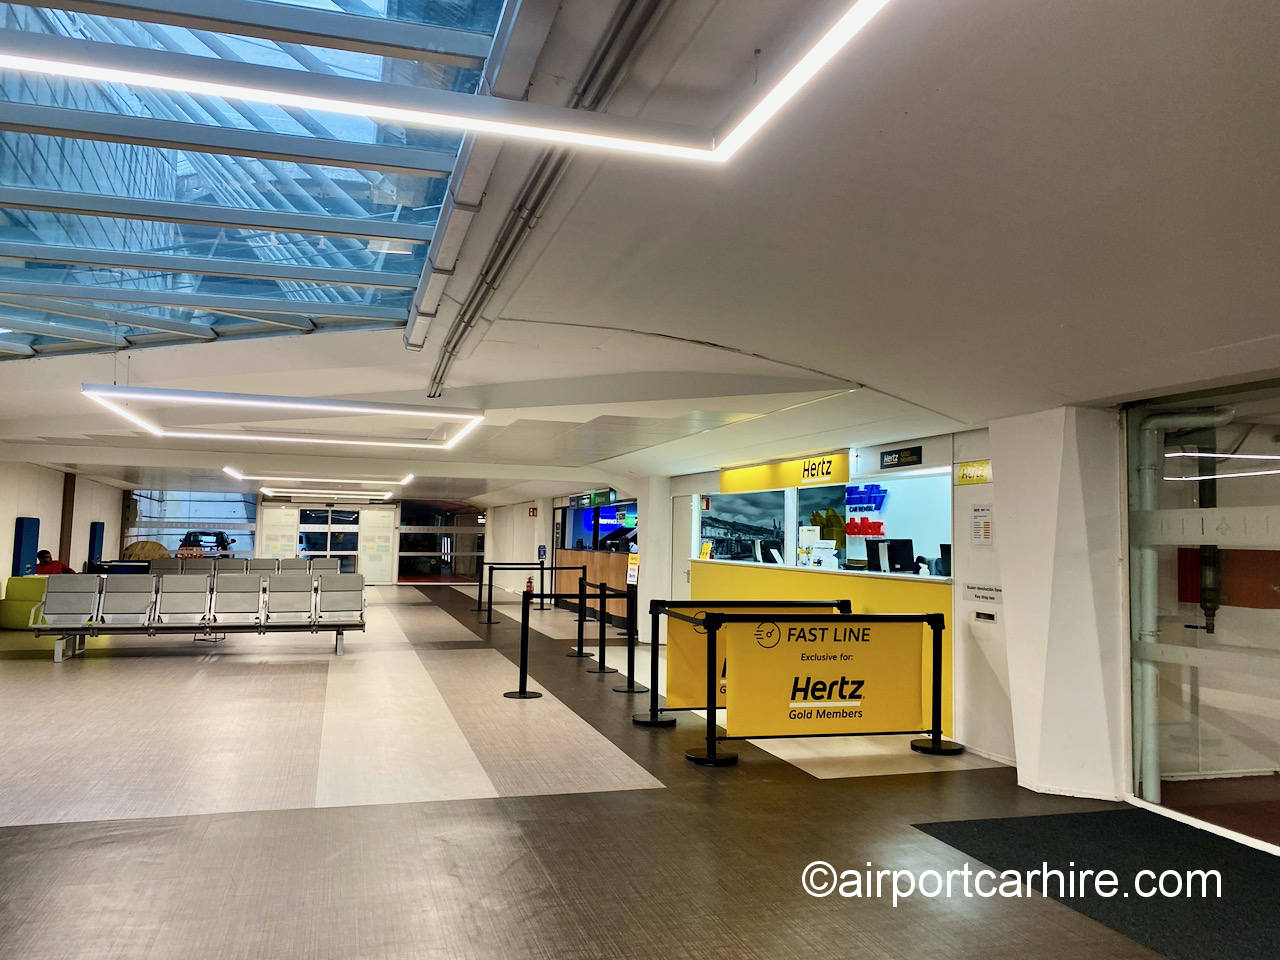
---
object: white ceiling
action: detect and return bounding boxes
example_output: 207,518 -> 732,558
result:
1,0 -> 1277,505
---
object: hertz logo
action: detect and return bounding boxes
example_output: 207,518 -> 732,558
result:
800,457 -> 834,481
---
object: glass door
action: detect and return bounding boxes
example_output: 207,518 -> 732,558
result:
297,506 -> 360,573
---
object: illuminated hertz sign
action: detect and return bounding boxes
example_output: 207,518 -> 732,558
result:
720,451 -> 850,494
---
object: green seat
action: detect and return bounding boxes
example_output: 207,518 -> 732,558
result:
0,576 -> 47,630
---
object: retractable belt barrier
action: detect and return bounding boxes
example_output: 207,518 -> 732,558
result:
503,578 -> 642,699
658,608 -> 962,768
475,562 -> 587,624
631,599 -> 852,729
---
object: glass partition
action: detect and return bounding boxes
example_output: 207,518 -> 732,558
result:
699,491 -> 785,563
1128,384 -> 1280,846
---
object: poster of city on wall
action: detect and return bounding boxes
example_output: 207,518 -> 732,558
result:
700,492 -> 785,563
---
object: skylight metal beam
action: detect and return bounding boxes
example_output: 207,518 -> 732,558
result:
0,335 -> 36,356
0,101 -> 458,177
0,279 -> 407,320
0,313 -> 128,346
5,0 -> 493,69
0,240 -> 419,290
0,295 -> 217,339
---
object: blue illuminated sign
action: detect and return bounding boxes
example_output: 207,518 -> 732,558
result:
845,483 -> 887,511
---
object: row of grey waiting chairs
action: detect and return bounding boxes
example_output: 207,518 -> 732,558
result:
150,557 -> 341,575
36,572 -> 365,630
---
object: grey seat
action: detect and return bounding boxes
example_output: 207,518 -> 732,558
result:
248,558 -> 278,574
99,575 -> 157,626
182,557 -> 215,573
211,574 -> 263,625
214,557 -> 248,574
150,557 -> 183,575
265,574 -> 314,625
39,575 -> 101,627
310,558 -> 341,573
316,574 -> 364,623
155,574 -> 211,624
279,558 -> 310,573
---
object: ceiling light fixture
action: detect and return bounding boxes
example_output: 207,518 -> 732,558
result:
1163,468 -> 1280,482
0,0 -> 897,163
84,384 -> 483,451
223,466 -> 415,485
261,486 -> 393,500
1165,452 -> 1280,461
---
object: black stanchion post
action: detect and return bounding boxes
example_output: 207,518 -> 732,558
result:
567,575 -> 590,658
485,572 -> 497,624
504,590 -> 542,700
586,581 -> 618,674
633,601 -> 676,727
686,617 -> 736,766
474,563 -> 485,612
538,560 -> 546,611
613,583 -> 647,694
911,614 -> 963,756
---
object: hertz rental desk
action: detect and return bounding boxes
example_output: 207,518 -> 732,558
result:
690,559 -> 955,738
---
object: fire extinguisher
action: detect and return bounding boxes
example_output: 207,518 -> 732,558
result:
525,577 -> 534,593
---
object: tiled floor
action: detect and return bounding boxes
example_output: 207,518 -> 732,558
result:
0,585 -> 1166,960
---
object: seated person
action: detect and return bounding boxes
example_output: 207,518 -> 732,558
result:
35,550 -> 76,575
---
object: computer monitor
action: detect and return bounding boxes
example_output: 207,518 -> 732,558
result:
938,543 -> 952,577
885,539 -> 915,573
865,539 -> 914,572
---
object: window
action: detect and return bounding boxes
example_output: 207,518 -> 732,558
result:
124,490 -> 256,556
796,484 -> 847,568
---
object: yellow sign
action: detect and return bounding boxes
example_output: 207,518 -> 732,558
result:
720,451 -> 850,494
955,459 -> 992,485
666,604 -> 843,709
724,619 -> 926,737
698,542 -> 713,560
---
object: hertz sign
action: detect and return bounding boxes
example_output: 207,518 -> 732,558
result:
720,451 -> 850,494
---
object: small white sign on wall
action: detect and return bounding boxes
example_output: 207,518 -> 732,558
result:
963,583 -> 1003,604
971,504 -> 993,544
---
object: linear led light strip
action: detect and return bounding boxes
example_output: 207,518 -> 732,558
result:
0,0 -> 895,163
224,466 -> 414,485
84,384 -> 482,450
1164,468 -> 1280,482
261,487 -> 393,500
1165,452 -> 1280,461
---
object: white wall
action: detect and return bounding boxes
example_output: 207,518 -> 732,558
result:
484,499 -> 553,593
951,429 -> 1015,763
0,462 -> 67,576
68,477 -> 123,567
990,406 -> 1127,800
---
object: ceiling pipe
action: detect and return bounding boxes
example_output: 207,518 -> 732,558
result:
1132,407 -> 1234,805
422,0 -> 673,397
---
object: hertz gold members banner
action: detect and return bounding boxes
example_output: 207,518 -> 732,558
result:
666,605 -> 841,709
724,620 -> 926,737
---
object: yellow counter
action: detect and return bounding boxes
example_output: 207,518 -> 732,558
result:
690,559 -> 953,735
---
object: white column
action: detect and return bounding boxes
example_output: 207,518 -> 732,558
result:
989,406 -> 1127,800
635,475 -> 672,644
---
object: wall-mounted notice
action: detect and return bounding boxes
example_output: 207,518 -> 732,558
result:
879,445 -> 923,470
963,583 -> 1003,604
955,459 -> 992,485
970,504 -> 993,544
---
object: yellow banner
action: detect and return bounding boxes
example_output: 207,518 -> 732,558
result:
720,451 -> 849,494
724,619 -> 926,737
955,459 -> 992,485
666,604 -> 842,709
